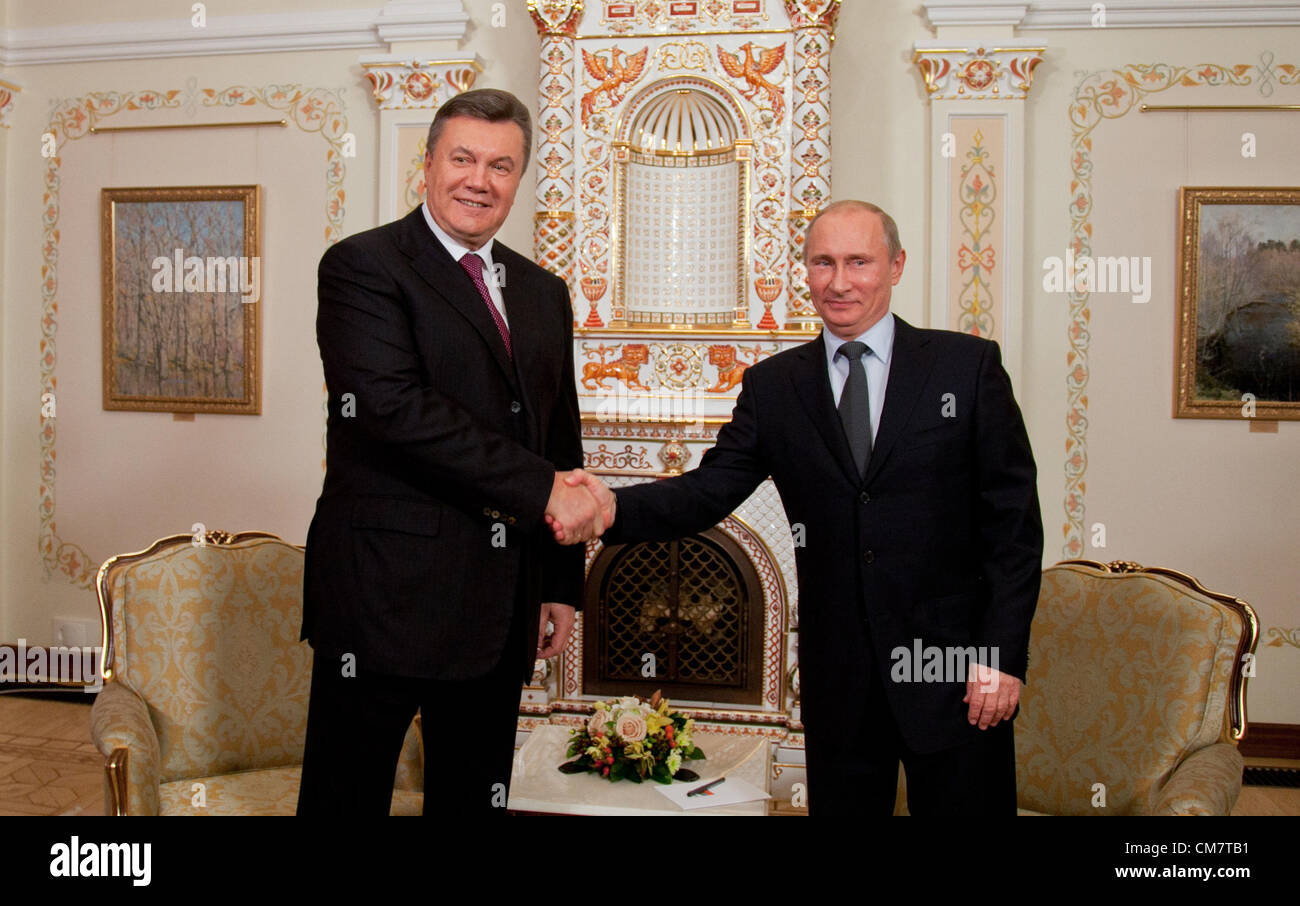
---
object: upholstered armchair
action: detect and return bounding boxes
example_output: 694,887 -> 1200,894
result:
1016,560 -> 1258,816
89,530 -> 424,816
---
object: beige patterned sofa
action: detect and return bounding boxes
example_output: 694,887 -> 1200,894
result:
1015,560 -> 1258,815
90,530 -> 424,816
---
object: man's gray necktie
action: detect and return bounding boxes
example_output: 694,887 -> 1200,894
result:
837,340 -> 872,479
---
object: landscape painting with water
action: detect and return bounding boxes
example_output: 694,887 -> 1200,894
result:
1176,188 -> 1300,420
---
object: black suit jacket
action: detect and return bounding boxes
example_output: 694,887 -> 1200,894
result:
302,206 -> 585,683
604,317 -> 1043,753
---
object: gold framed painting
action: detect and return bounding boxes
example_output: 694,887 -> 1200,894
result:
1175,186 -> 1300,420
101,185 -> 261,414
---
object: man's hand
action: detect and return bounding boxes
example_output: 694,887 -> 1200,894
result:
537,602 -> 576,659
546,469 -> 615,545
963,663 -> 1020,729
545,470 -> 604,543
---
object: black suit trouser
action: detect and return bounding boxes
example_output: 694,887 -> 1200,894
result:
297,606 -> 526,817
805,642 -> 1017,817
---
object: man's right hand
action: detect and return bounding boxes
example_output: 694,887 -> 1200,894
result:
546,470 -> 605,544
546,469 -> 615,544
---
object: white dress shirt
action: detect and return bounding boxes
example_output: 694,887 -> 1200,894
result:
421,202 -> 509,328
822,312 -> 894,446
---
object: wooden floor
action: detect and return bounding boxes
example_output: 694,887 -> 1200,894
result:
0,695 -> 103,815
3,693 -> 1297,817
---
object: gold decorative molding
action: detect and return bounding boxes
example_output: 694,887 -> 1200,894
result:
361,59 -> 482,110
529,0 -> 584,37
1140,103 -> 1300,112
783,0 -> 840,34
89,119 -> 287,134
913,45 -> 1046,101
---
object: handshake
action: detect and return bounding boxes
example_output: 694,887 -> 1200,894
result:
545,469 -> 616,545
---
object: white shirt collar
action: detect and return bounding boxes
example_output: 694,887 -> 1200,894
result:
822,312 -> 895,367
421,202 -> 498,272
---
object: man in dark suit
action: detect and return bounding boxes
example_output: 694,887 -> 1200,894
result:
298,89 -> 610,816
557,201 -> 1043,815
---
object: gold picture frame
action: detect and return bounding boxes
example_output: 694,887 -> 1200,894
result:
101,185 -> 261,414
1175,186 -> 1300,420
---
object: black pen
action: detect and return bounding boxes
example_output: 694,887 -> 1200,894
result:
686,778 -> 725,797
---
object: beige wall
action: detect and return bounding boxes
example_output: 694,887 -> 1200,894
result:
2,1 -> 1297,723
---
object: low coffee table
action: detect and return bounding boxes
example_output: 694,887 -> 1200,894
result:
507,724 -> 771,816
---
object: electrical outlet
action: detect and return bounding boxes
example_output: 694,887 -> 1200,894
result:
51,619 -> 98,648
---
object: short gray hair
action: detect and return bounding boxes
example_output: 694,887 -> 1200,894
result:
806,200 -> 902,262
425,88 -> 532,171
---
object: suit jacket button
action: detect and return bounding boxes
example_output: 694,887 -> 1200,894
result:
859,491 -> 871,504
491,509 -> 501,518
510,401 -> 522,414
483,507 -> 491,516
863,550 -> 875,564
508,516 -> 517,525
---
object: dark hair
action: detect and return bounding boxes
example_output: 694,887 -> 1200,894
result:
425,88 -> 532,171
806,200 -> 903,262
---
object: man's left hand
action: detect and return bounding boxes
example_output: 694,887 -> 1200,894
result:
537,603 -> 576,659
963,663 -> 1020,729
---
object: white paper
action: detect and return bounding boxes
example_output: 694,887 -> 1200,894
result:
654,775 -> 770,811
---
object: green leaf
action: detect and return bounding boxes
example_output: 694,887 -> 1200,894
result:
558,760 -> 589,774
672,768 -> 700,782
685,747 -> 706,760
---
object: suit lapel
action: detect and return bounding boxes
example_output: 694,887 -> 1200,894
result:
790,334 -> 861,487
495,241 -> 543,442
863,316 -> 935,487
396,207 -> 518,390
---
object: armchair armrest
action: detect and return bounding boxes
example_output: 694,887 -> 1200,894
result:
90,681 -> 162,816
1150,743 -> 1243,816
393,713 -> 424,793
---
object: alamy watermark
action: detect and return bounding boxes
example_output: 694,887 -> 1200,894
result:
1042,248 -> 1151,303
151,249 -> 261,304
890,639 -> 1000,690
0,640 -> 102,692
593,382 -> 707,424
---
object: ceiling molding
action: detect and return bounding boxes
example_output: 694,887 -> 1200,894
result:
924,1 -> 1300,30
0,1 -> 469,66
924,4 -> 1030,28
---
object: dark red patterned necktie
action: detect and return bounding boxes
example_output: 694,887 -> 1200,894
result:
458,252 -> 512,359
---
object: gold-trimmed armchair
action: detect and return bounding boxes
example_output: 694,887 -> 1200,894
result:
89,530 -> 424,816
1015,560 -> 1258,816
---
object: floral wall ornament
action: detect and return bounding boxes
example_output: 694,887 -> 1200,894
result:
533,13 -> 580,292
954,127 -> 998,338
658,440 -> 691,474
1265,627 -> 1300,651
585,444 -> 654,472
529,0 -> 584,37
0,78 -> 20,128
360,59 -> 482,110
1061,59 -> 1264,559
913,45 -> 1046,101
784,10 -> 835,322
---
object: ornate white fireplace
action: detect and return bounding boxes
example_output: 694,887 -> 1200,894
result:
520,0 -> 844,802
